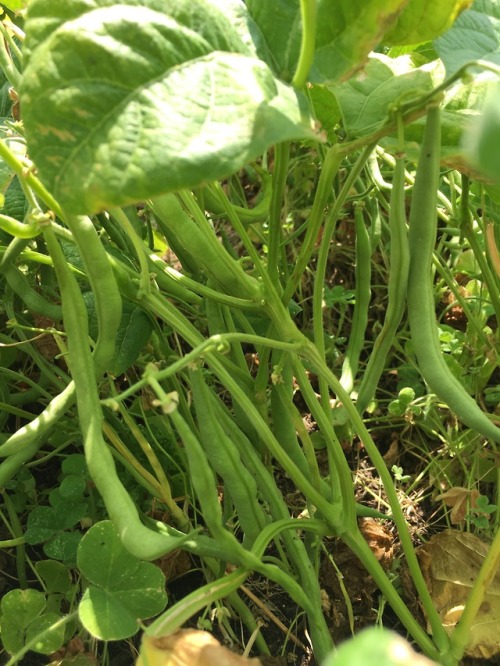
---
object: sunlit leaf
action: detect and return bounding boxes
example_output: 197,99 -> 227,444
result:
322,627 -> 438,665
463,83 -> 500,182
0,0 -> 27,11
20,0 -> 316,215
383,0 -> 473,46
330,53 -> 440,138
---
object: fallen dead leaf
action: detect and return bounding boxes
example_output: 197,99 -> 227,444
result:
435,487 -> 481,524
359,518 -> 394,568
417,530 -> 500,659
136,630 -> 262,666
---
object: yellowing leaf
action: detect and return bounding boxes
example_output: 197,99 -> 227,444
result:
383,0 -> 473,45
136,630 -> 262,666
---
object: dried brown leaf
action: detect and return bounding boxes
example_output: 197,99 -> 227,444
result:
359,518 -> 394,567
435,487 -> 480,524
417,530 -> 500,659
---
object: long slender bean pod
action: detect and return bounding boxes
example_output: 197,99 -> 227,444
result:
1,263 -> 62,320
65,215 -> 121,375
43,226 -> 191,560
407,105 -> 500,443
339,204 -> 372,394
0,382 -> 75,457
143,569 -> 251,639
151,192 -> 262,301
189,366 -> 267,547
0,213 -> 41,239
357,131 -> 410,413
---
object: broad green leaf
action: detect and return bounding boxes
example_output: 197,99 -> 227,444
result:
21,0 -> 316,215
381,78 -> 499,179
59,475 -> 87,500
247,0 -> 408,85
383,0 -> 473,46
0,589 -> 46,654
435,0 -> 500,76
244,0 -> 301,81
2,177 -> 28,221
77,521 -> 167,640
346,62 -> 495,175
21,0 -> 261,62
24,506 -> 60,544
308,85 -> 341,142
61,453 -> 87,477
331,53 -> 440,139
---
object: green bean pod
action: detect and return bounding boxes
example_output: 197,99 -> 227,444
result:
1,263 -> 62,320
407,105 -> 500,443
150,193 -> 262,302
44,226 -> 191,559
201,168 -> 272,226
0,213 -> 41,239
189,366 -> 267,547
357,147 -> 409,413
340,204 -> 372,394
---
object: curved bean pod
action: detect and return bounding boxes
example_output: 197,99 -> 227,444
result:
407,105 -> 500,443
357,144 -> 409,413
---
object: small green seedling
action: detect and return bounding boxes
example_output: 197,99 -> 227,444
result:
388,387 -> 422,419
77,521 -> 168,641
466,495 -> 497,531
392,465 -> 411,483
24,455 -> 91,565
0,560 -> 73,658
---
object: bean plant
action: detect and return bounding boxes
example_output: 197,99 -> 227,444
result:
0,1 -> 499,665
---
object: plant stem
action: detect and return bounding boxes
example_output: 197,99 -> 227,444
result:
267,141 -> 290,285
292,0 -> 317,89
460,176 -> 500,323
302,341 -> 451,653
284,146 -> 343,302
343,530 -> 442,661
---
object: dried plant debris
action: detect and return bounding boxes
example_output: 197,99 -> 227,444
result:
136,630 -> 262,666
417,530 -> 500,659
